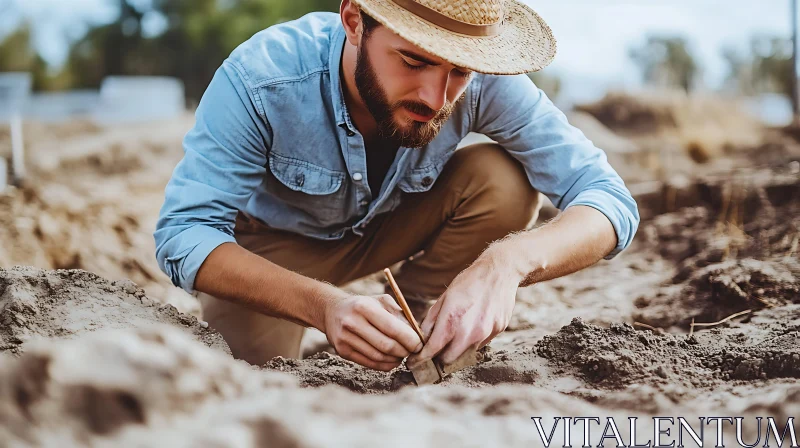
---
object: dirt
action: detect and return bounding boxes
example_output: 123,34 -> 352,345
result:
540,306 -> 800,385
258,140 -> 800,415
0,266 -> 229,356
0,117 -> 201,316
2,326 -> 798,447
264,305 -> 800,401
630,167 -> 800,329
1,105 -> 799,446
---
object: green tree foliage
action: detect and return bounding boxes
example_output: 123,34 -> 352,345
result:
1,0 -> 340,101
629,35 -> 700,93
722,35 -> 793,97
0,25 -> 69,91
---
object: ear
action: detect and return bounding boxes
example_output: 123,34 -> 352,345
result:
340,0 -> 363,46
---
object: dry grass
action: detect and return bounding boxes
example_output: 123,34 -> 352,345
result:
689,309 -> 753,335
577,90 -> 766,170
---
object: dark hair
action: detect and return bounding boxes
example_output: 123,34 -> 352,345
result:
360,10 -> 381,39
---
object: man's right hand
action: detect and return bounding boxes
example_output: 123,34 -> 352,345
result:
323,294 -> 424,371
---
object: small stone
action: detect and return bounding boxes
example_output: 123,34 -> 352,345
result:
115,279 -> 138,295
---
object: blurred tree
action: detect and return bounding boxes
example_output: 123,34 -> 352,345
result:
63,1 -> 152,89
0,0 -> 339,101
723,35 -> 793,98
629,36 -> 699,93
145,0 -> 339,101
0,25 -> 71,91
0,26 -> 35,71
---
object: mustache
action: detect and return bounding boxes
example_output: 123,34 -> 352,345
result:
394,100 -> 454,120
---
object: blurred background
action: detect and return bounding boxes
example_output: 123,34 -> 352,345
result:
0,0 -> 797,316
0,0 -> 795,121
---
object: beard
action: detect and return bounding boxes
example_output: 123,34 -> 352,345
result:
354,39 -> 464,148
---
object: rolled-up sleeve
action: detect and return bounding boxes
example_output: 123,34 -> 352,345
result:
472,74 -> 639,258
154,60 -> 271,292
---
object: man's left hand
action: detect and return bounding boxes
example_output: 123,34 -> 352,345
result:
406,250 -> 519,369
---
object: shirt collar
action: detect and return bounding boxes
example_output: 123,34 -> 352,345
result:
328,23 -> 355,132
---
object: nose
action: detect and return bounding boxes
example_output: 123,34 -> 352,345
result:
416,71 -> 449,112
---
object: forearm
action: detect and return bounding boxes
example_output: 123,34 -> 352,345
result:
483,205 -> 618,287
194,242 -> 348,331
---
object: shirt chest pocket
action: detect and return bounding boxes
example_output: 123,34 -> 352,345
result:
397,149 -> 456,193
265,151 -> 348,225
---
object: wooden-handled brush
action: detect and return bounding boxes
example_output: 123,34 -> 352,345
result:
383,268 -> 479,385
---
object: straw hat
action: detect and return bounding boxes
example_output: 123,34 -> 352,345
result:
350,0 -> 557,75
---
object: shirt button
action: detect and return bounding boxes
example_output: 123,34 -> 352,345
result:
353,173 -> 363,182
421,176 -> 433,187
347,130 -> 356,137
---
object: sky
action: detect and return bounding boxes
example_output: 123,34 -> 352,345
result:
0,0 -> 791,94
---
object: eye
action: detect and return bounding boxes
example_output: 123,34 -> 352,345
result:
401,58 -> 426,71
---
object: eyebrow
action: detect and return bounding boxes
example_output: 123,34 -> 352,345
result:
396,49 -> 471,72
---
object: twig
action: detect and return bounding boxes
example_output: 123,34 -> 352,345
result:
633,322 -> 658,332
753,296 -> 775,309
691,309 -> 752,329
689,318 -> 695,337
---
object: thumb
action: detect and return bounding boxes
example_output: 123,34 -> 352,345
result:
407,312 -> 451,370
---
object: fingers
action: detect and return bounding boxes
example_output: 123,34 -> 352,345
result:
479,332 -> 496,350
340,330 -> 404,364
350,318 -> 414,359
340,346 -> 402,372
361,299 -> 424,354
406,313 -> 454,369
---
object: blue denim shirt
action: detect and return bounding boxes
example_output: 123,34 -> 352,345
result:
155,12 -> 640,294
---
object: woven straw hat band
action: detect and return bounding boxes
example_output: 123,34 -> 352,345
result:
390,0 -> 503,37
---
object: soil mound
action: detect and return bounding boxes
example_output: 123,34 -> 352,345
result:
537,306 -> 800,389
265,352 -> 400,393
0,266 -> 229,356
633,170 -> 800,329
0,326 -> 636,447
0,327 -> 298,446
0,117 -> 200,316
575,91 -> 769,182
576,91 -> 763,142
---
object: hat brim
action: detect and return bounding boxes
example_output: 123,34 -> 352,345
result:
350,0 -> 557,75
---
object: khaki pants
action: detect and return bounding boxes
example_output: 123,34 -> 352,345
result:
197,143 -> 542,365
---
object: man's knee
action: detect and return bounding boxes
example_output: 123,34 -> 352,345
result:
197,291 -> 305,363
449,143 -> 542,231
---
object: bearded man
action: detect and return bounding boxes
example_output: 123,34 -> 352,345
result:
155,0 -> 640,372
